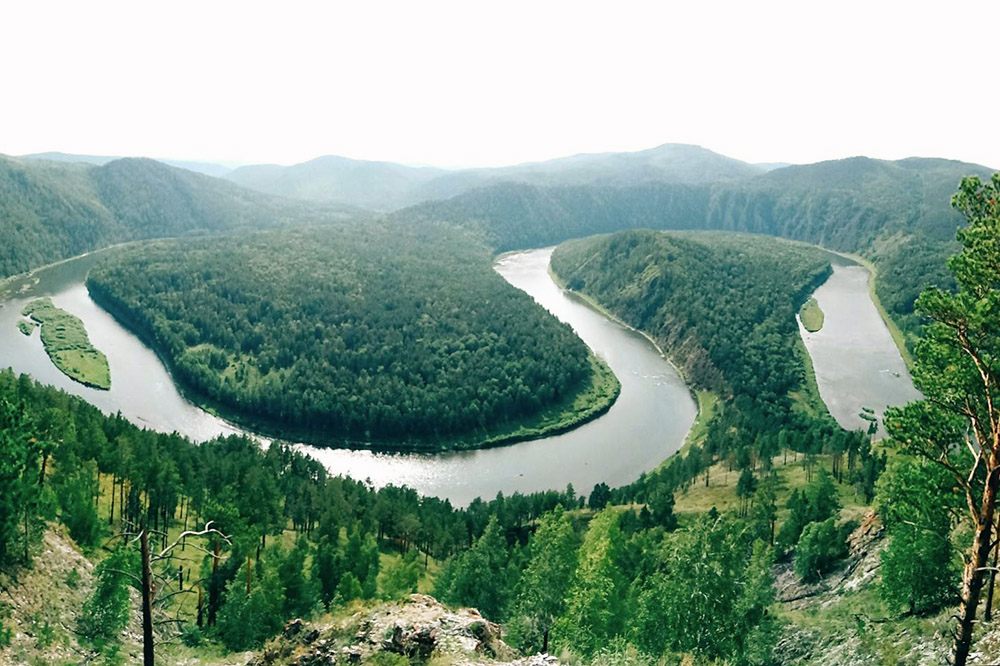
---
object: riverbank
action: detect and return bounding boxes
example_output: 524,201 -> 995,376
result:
545,254 -> 722,456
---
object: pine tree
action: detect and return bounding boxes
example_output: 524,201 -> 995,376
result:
884,174 -> 1000,665
438,516 -> 510,620
875,459 -> 958,615
79,547 -> 136,652
554,508 -> 626,656
508,506 -> 578,652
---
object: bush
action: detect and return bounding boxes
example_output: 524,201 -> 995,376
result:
181,624 -> 204,647
794,518 -> 852,583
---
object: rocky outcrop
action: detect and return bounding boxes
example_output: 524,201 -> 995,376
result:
249,594 -> 544,666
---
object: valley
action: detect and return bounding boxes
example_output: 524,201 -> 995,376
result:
0,146 -> 994,666
8,5 -> 1000,664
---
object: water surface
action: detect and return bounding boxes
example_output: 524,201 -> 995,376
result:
0,247 -> 697,506
798,257 -> 921,433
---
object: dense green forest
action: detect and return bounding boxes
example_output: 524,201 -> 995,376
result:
552,231 -> 831,403
86,223 -> 615,447
0,155 -> 356,280
3,170 -> 999,665
551,230 -> 883,513
400,156 -> 993,347
0,364 -> 776,664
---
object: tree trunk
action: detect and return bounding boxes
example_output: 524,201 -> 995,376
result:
141,528 -> 155,666
109,476 -> 116,526
953,469 -> 1000,666
38,451 -> 49,489
543,629 -> 549,654
986,533 -> 1000,622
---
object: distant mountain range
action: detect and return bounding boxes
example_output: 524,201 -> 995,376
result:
9,145 -> 997,347
223,143 -> 766,210
23,152 -> 238,178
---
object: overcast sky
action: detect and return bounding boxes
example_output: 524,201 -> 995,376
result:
3,0 -> 998,169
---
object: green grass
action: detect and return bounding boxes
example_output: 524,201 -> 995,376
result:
17,319 -> 37,336
789,335 -> 832,421
674,450 -> 872,526
799,297 -> 825,332
21,298 -> 110,390
684,390 -> 719,448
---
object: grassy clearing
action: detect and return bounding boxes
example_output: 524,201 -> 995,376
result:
674,449 -> 874,526
799,297 -> 824,332
684,390 -> 719,449
789,335 -> 832,421
22,298 -> 110,390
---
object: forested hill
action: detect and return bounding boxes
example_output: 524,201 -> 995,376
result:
0,155 -> 359,279
86,222 -> 617,448
225,155 -> 449,211
225,143 -> 761,210
552,231 -> 831,414
400,156 -> 995,346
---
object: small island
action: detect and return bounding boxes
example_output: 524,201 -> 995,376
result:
799,297 -> 825,332
17,319 -> 37,336
21,298 -> 111,390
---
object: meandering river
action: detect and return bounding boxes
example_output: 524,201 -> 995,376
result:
0,247 -> 697,506
0,244 -> 921,504
797,255 -> 921,434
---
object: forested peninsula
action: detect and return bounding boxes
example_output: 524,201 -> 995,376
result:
86,223 -> 618,449
550,231 -> 879,504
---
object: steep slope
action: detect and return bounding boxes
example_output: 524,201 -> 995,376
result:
225,144 -> 761,210
399,156 -> 996,345
0,155 -> 358,279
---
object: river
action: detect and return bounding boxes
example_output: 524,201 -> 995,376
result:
0,247 -> 697,506
797,256 -> 921,434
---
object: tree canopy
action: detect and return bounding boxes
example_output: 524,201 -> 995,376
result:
87,223 -> 604,448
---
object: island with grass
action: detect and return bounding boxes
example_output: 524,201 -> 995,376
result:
17,319 -> 37,336
21,298 -> 111,390
798,297 -> 825,332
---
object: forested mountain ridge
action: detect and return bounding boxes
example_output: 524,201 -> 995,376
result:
224,143 -> 761,210
226,155 -> 449,211
85,222 -> 618,449
0,154 -> 360,280
548,230 -> 862,467
400,155 -> 995,347
22,151 -> 236,177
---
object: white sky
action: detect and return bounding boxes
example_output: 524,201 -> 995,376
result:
2,0 -> 998,169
